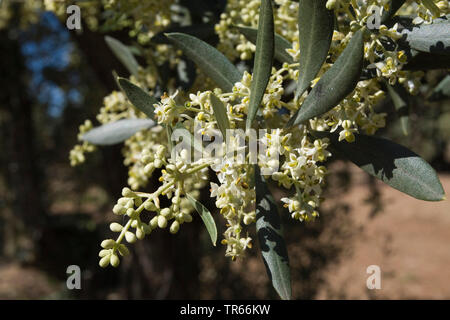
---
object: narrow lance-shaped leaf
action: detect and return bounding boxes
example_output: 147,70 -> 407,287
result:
254,165 -> 291,300
381,0 -> 407,23
296,0 -> 334,99
165,33 -> 243,92
151,23 -> 216,44
400,19 -> 450,55
210,93 -> 230,139
234,26 -> 294,64
82,119 -> 156,146
186,194 -> 217,246
386,82 -> 409,135
105,36 -> 140,76
286,28 -> 364,127
421,0 -> 441,18
246,0 -> 275,131
428,75 -> 450,101
118,78 -> 157,120
314,131 -> 446,201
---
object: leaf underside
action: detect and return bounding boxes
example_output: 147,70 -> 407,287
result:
255,165 -> 291,300
82,119 -> 156,146
314,131 -> 445,201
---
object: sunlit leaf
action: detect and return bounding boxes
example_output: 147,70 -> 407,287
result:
286,29 -> 364,127
428,75 -> 450,101
314,131 -> 446,201
246,0 -> 274,131
386,82 -> 409,135
296,0 -> 334,99
210,93 -> 230,138
381,0 -> 407,23
165,33 -> 242,92
254,165 -> 291,300
234,26 -> 293,64
401,19 -> 450,55
105,36 -> 140,76
118,78 -> 157,120
82,119 -> 156,146
186,194 -> 217,246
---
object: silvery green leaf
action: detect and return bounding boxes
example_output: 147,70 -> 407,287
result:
210,93 -> 230,138
234,26 -> 294,64
118,78 -> 157,120
286,29 -> 364,127
165,33 -> 242,92
151,24 -> 216,44
254,165 -> 291,300
246,0 -> 275,131
381,0 -> 407,23
428,75 -> 450,101
401,19 -> 450,55
314,131 -> 446,201
386,83 -> 409,135
82,119 -> 156,146
186,194 -> 217,246
105,36 -> 140,76
296,0 -> 334,99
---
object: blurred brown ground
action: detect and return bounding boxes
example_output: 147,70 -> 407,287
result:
1,163 -> 449,300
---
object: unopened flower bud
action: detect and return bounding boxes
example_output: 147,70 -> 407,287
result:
110,223 -> 123,232
113,204 -> 125,215
136,227 -> 145,240
150,216 -> 158,229
158,215 -> 168,228
99,255 -> 111,268
122,187 -> 135,198
126,208 -> 137,219
125,231 -> 137,243
170,221 -> 180,234
110,253 -> 120,267
101,239 -> 115,249
144,201 -> 157,211
160,208 -> 171,217
99,249 -> 110,257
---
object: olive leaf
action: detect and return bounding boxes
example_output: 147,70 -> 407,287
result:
82,119 -> 156,146
381,0 -> 407,23
254,165 -> 291,300
234,26 -> 294,64
428,75 -> 450,101
386,83 -> 409,135
151,23 -> 216,44
165,33 -> 243,92
421,0 -> 441,18
210,93 -> 230,138
296,0 -> 334,99
314,131 -> 446,201
186,194 -> 217,246
286,29 -> 364,127
246,0 -> 275,131
105,36 -> 140,77
118,78 -> 157,120
400,19 -> 450,55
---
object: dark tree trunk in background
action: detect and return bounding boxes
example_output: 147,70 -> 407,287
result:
0,28 -> 45,260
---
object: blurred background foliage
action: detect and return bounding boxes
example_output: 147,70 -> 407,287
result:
0,2 -> 449,299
